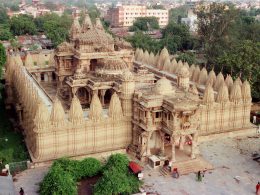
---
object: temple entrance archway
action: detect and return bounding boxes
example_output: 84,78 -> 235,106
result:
104,89 -> 113,106
149,131 -> 162,155
76,87 -> 90,106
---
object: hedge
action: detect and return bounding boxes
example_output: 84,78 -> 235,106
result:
40,157 -> 102,195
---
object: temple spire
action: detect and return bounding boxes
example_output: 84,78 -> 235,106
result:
69,96 -> 84,124
108,93 -> 123,120
82,13 -> 93,32
89,94 -> 103,121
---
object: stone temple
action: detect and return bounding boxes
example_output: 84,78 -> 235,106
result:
4,14 -> 254,165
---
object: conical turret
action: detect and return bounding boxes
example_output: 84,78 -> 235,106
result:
70,17 -> 81,40
189,64 -> 195,78
191,66 -> 200,82
95,18 -> 104,30
216,82 -> 229,103
203,85 -> 215,104
225,74 -> 233,93
69,96 -> 84,124
206,69 -> 216,87
230,81 -> 242,102
137,49 -> 144,62
163,57 -> 171,72
15,55 -> 23,66
34,100 -> 50,131
143,50 -> 150,64
24,52 -> 34,68
82,13 -> 93,32
89,94 -> 103,121
175,60 -> 183,74
50,97 -> 66,127
108,93 -> 123,120
158,47 -> 169,69
198,67 -> 208,85
214,72 -> 224,91
241,80 -> 251,101
234,77 -> 242,86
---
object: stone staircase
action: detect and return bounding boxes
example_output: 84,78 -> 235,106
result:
159,166 -> 171,177
171,157 -> 214,175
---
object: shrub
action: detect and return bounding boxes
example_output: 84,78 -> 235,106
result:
40,164 -> 77,195
52,158 -> 81,180
94,168 -> 141,195
80,157 -> 102,178
103,153 -> 129,173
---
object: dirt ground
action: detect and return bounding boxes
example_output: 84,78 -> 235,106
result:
142,135 -> 260,195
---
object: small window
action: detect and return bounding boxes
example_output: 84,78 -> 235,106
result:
155,161 -> 160,166
155,112 -> 161,118
40,73 -> 44,81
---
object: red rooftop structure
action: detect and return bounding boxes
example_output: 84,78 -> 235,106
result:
129,161 -> 143,174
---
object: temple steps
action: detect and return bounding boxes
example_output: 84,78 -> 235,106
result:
171,157 -> 213,175
159,166 -> 171,177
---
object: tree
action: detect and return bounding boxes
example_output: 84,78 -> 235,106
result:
217,40 -> 260,100
0,25 -> 13,41
0,7 -> 9,24
169,6 -> 188,24
176,51 -> 196,65
94,154 -> 141,195
0,43 -> 6,78
162,22 -> 194,53
44,1 -> 57,11
10,15 -> 37,36
126,31 -> 163,53
36,13 -> 72,47
196,3 -> 238,64
129,17 -> 159,31
40,164 -> 77,195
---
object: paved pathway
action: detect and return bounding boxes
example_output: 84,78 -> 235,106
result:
14,166 -> 49,195
142,136 -> 260,195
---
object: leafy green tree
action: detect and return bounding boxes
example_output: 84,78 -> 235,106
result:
80,157 -> 102,178
94,168 -> 140,195
0,43 -> 6,78
94,154 -> 141,195
0,25 -> 13,41
162,22 -> 194,53
44,1 -> 57,11
126,31 -> 163,53
130,17 -> 159,31
35,13 -> 72,47
196,3 -> 238,64
176,51 -> 196,65
40,164 -> 77,195
217,40 -> 260,100
10,15 -> 37,36
0,7 -> 9,24
169,6 -> 188,23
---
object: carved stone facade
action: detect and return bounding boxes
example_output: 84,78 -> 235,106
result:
4,22 -> 252,164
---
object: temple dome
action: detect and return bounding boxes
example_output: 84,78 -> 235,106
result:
154,77 -> 174,95
56,42 -> 73,52
97,58 -> 128,76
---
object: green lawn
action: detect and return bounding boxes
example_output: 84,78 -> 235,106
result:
0,89 -> 29,168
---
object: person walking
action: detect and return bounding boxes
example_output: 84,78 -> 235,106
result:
256,182 -> 260,195
19,187 -> 24,195
197,171 -> 202,182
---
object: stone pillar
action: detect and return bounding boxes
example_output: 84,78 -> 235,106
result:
160,131 -> 165,155
100,89 -> 106,106
179,135 -> 185,150
171,136 -> 176,162
44,73 -> 48,82
146,132 -> 152,156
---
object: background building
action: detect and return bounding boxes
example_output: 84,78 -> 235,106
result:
106,5 -> 169,27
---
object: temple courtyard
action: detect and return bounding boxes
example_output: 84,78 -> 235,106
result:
13,135 -> 260,195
